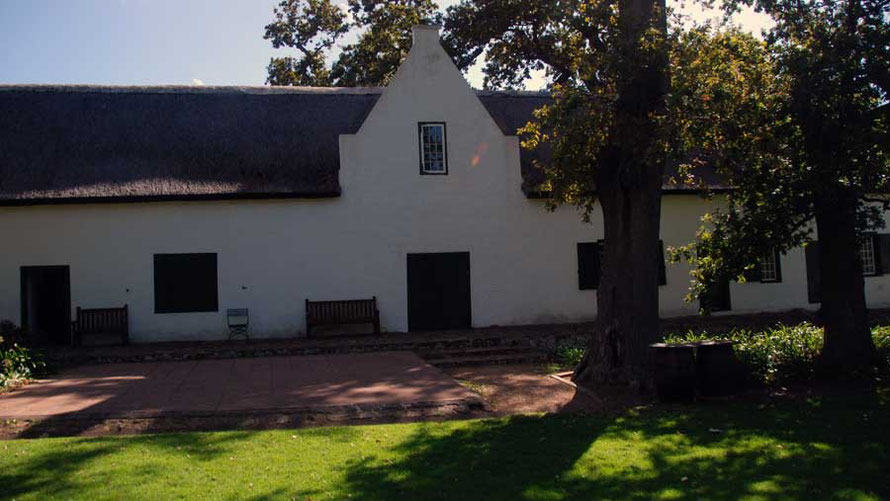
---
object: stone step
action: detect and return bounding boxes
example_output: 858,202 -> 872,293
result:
277,333 -> 532,354
415,345 -> 538,359
424,350 -> 548,368
289,336 -> 535,357
375,335 -> 532,352
46,331 -> 546,367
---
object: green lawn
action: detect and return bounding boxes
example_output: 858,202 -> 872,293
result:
2,391 -> 888,500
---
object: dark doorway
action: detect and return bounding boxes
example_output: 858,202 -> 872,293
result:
407,252 -> 471,331
700,276 -> 732,313
21,266 -> 71,345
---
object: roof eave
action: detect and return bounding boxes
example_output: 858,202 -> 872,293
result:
0,190 -> 342,207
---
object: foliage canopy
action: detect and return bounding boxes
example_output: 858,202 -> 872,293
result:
265,0 -> 441,86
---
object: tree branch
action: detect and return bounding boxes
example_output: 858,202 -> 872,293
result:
862,195 -> 890,204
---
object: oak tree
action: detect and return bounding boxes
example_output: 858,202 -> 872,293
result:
264,0 -> 441,86
445,0 -> 671,386
676,0 -> 890,374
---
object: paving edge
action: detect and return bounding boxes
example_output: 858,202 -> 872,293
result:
0,397 -> 491,439
0,396 -> 488,422
548,372 -> 603,403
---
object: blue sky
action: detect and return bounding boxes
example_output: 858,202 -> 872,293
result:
0,0 -> 281,86
0,0 -> 771,89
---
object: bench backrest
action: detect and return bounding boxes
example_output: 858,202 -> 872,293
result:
306,298 -> 376,323
74,306 -> 128,333
227,308 -> 249,327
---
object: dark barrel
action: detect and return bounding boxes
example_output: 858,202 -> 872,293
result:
695,340 -> 745,396
650,343 -> 697,402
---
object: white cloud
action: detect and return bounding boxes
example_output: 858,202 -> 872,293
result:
192,78 -> 205,86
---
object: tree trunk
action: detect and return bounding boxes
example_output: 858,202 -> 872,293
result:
573,177 -> 664,387
814,189 -> 877,373
572,0 -> 669,388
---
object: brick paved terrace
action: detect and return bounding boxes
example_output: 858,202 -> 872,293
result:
0,352 -> 481,421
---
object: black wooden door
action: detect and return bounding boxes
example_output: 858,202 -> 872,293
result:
805,242 -> 821,303
407,252 -> 471,331
21,266 -> 71,344
700,276 -> 732,312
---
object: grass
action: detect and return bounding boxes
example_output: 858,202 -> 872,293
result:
2,391 -> 888,500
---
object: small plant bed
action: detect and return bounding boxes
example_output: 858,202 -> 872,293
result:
1,321 -> 48,393
541,338 -> 587,373
664,322 -> 890,387
2,390 -> 887,500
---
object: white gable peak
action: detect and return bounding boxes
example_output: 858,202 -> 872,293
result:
354,24 -> 503,137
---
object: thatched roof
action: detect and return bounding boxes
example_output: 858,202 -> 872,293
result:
0,85 -> 724,206
0,85 -> 380,204
476,91 -> 554,195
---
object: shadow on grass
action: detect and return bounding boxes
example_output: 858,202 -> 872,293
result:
0,429 -> 264,499
1,440 -> 122,499
2,391 -> 887,500
338,391 -> 889,500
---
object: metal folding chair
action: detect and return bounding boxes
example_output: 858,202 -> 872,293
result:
227,308 -> 249,341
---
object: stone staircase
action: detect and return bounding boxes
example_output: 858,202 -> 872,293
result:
42,308 -> 890,369
416,344 -> 548,368
45,327 -> 559,369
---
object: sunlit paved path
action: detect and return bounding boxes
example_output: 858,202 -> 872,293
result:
0,352 -> 478,419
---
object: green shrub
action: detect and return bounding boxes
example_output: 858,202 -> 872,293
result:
552,340 -> 586,369
873,325 -> 890,368
735,323 -> 823,384
0,320 -> 46,391
0,343 -> 46,390
665,322 -> 890,385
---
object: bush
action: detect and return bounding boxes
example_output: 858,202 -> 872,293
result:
1,344 -> 46,390
665,322 -> 823,385
0,321 -> 46,391
552,339 -> 586,369
872,326 -> 890,368
665,322 -> 890,385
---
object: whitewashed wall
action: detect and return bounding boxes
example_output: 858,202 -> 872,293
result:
2,26 -> 889,342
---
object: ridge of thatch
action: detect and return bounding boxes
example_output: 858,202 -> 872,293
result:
0,84 -> 384,95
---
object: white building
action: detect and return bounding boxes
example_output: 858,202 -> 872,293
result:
2,26 -> 889,344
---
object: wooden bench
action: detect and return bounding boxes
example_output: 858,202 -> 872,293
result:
305,297 -> 380,337
72,305 -> 129,347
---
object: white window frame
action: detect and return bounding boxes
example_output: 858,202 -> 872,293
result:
760,250 -> 780,282
419,122 -> 447,175
860,236 -> 878,276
